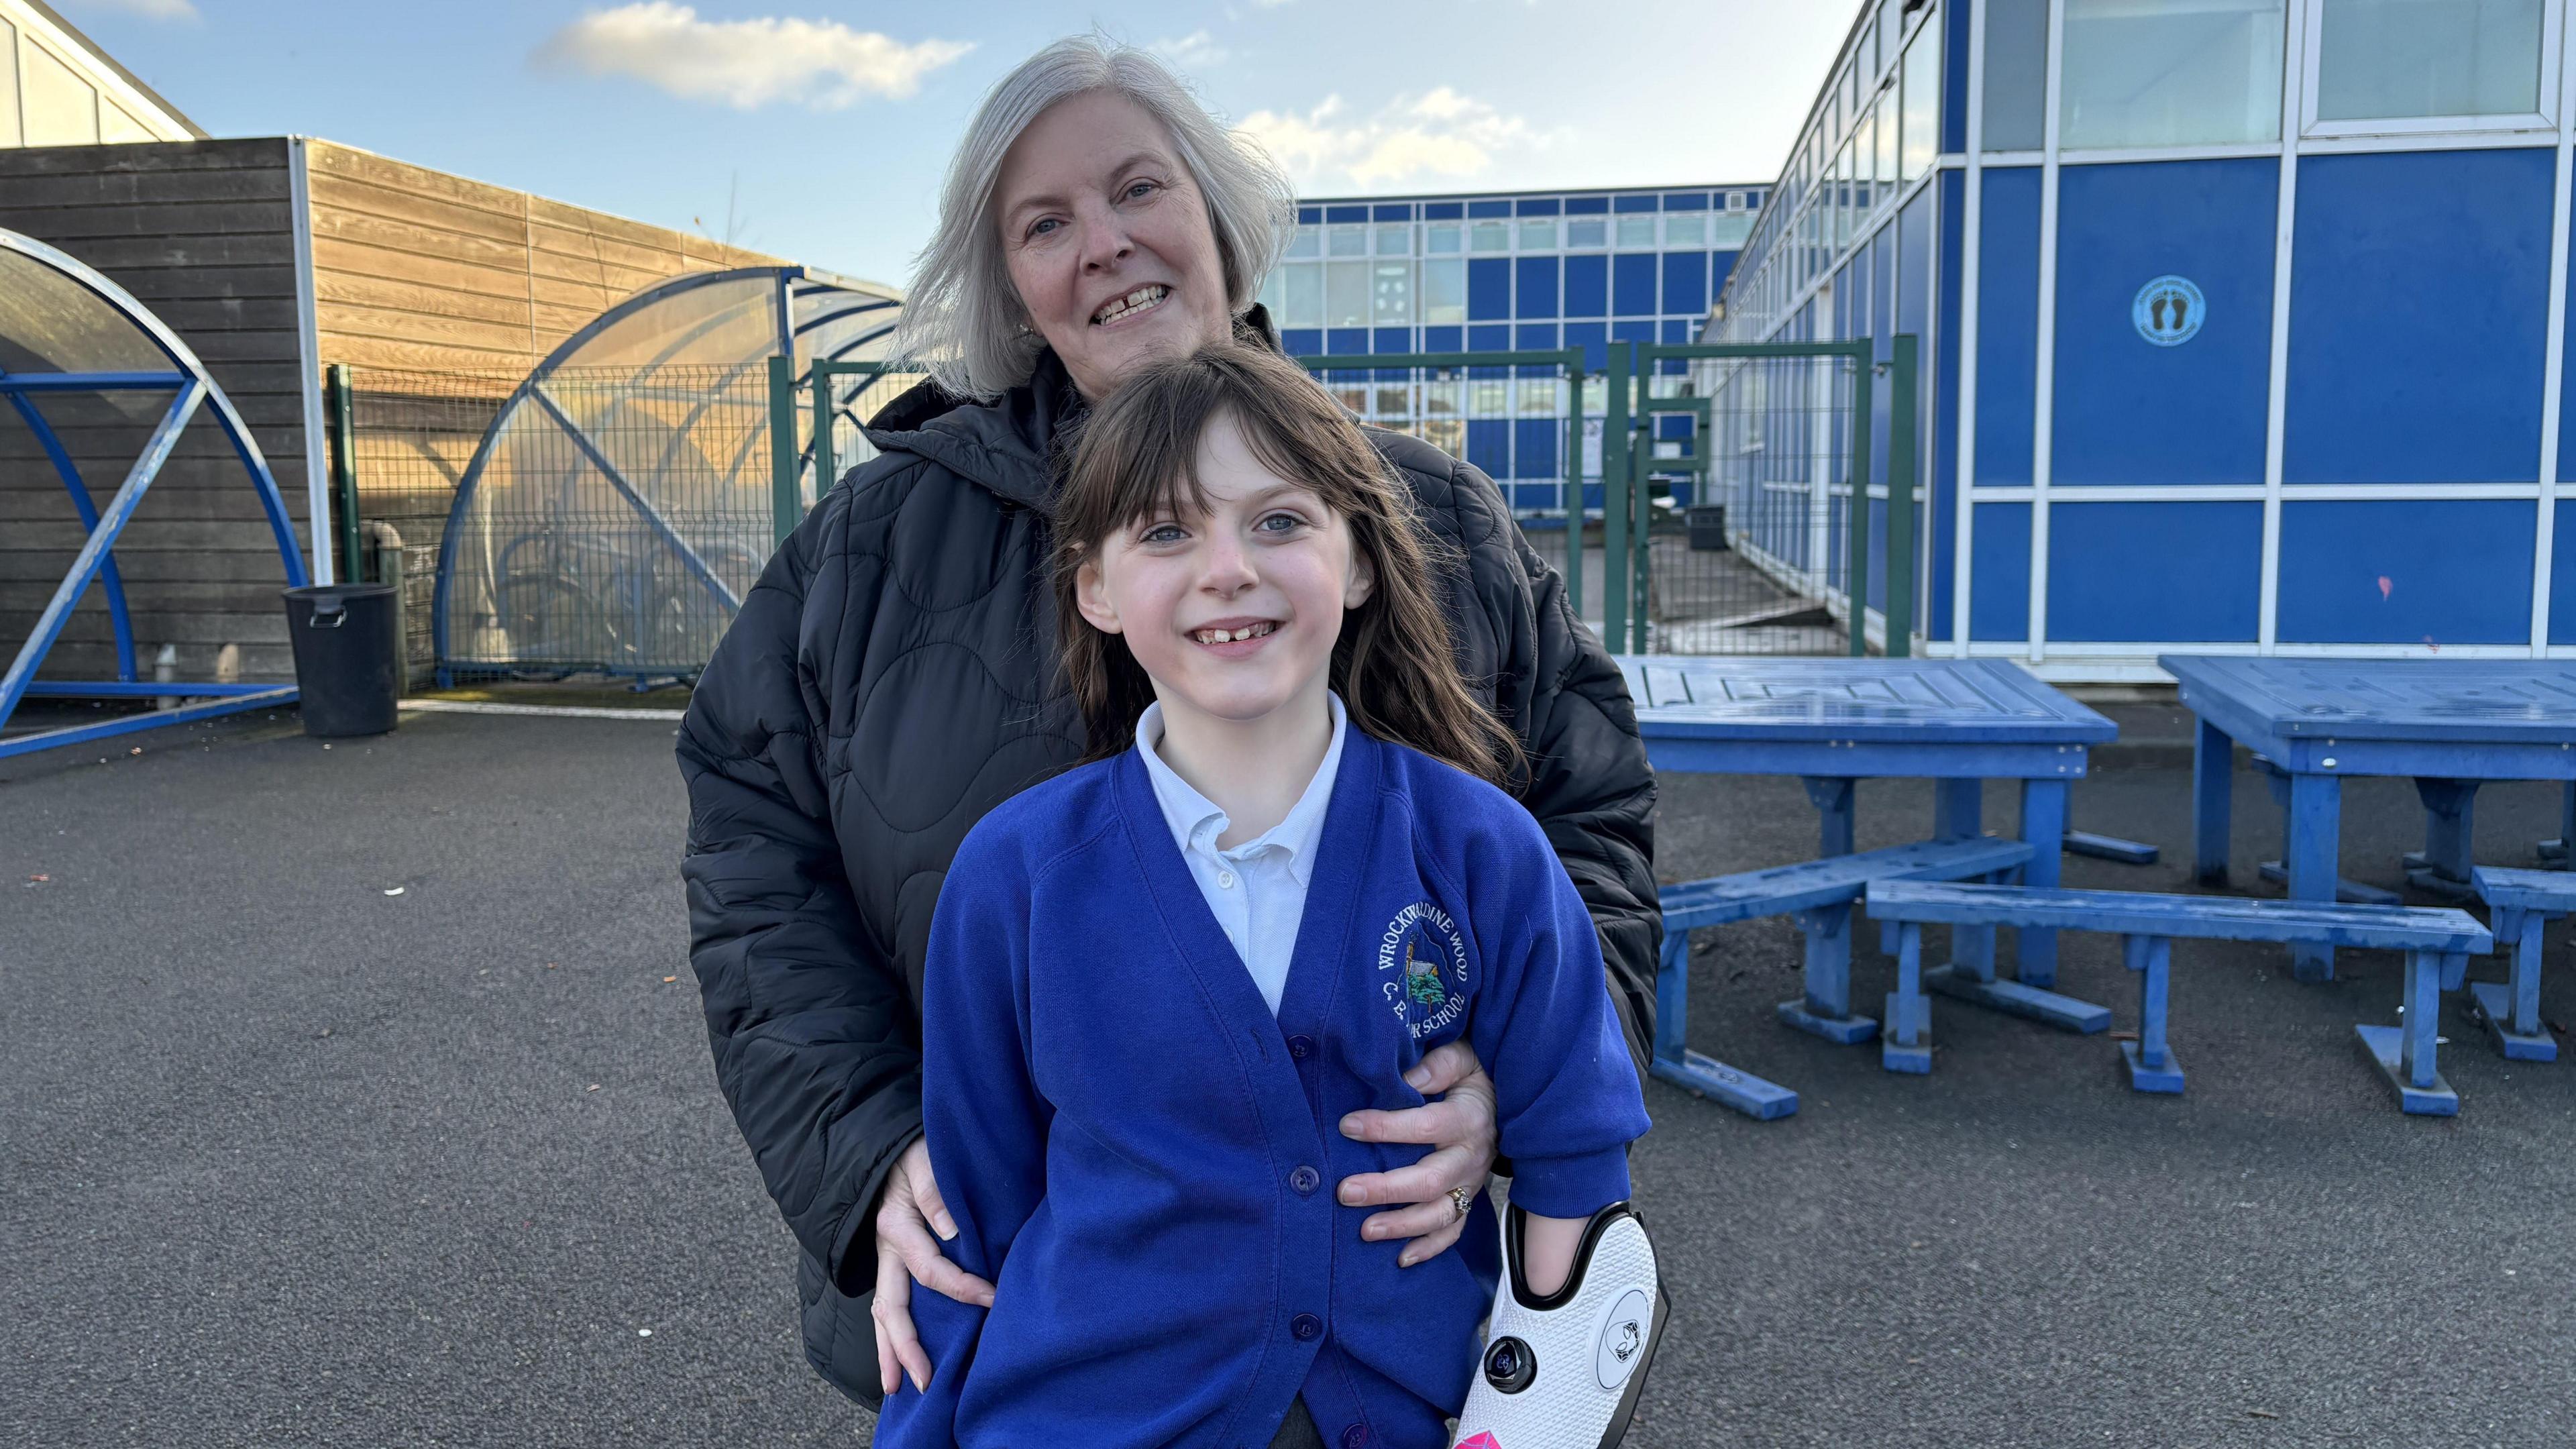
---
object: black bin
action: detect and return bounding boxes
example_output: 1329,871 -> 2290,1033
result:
1686,504 -> 1729,551
282,583 -> 400,737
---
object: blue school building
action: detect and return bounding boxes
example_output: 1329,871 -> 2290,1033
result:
1705,0 -> 2576,682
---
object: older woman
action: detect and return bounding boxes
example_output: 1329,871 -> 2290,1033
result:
676,35 -> 1659,1422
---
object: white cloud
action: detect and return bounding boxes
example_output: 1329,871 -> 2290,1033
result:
533,3 -> 972,111
1240,88 -> 1537,188
72,0 -> 198,19
1149,30 -> 1229,69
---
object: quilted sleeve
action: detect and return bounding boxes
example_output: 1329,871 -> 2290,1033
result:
677,482 -> 926,1298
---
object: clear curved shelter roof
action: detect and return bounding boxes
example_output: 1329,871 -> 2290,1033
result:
435,266 -> 906,681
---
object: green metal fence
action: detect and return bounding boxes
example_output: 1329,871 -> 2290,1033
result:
757,339 -> 1919,659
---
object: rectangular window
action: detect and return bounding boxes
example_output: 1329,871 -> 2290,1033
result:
1257,269 -> 1285,319
23,42 -> 100,147
1566,217 -> 1607,248
1902,21 -> 1940,181
1470,219 -> 1511,252
1287,227 -> 1321,260
1518,218 -> 1557,250
1663,213 -> 1706,247
1284,264 -> 1324,328
2315,0 -> 2544,123
1326,260 -> 1371,327
1615,215 -> 1657,248
1875,89 -> 1898,186
1328,224 -> 1368,258
1372,261 -> 1414,325
1709,212 -> 1755,249
1879,0 -> 1910,67
1856,104 -> 1878,189
2061,0 -> 2285,149
0,19 -> 19,147
1375,223 -> 1413,255
1424,258 -> 1466,325
1982,0 -> 2049,150
1426,222 -> 1462,254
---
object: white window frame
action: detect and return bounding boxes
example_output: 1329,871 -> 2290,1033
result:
2299,0 -> 2562,138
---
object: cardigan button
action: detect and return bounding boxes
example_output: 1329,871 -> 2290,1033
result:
1291,1313 -> 1322,1341
1287,1034 -> 1314,1060
1339,1426 -> 1368,1449
1289,1165 -> 1321,1195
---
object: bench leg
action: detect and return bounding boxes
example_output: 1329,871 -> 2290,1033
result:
1881,922 -> 1933,1074
2402,777 -> 2480,900
2193,720 -> 2233,886
2285,772 -> 2342,982
1802,775 -> 1856,859
1776,902 -> 1879,1044
2467,908 -> 2558,1063
2355,949 -> 2459,1116
1933,777 -> 1982,841
1652,923 -> 1801,1119
2015,779 -> 2068,988
2118,936 -> 2184,1093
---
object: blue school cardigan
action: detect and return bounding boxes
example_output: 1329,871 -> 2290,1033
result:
877,728 -> 1652,1449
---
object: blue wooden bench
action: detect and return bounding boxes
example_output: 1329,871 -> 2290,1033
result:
2468,867 -> 2571,1063
1864,881 -> 2493,1115
1654,836 -> 2035,1120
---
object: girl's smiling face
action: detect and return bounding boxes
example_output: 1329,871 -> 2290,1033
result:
1073,409 -> 1375,730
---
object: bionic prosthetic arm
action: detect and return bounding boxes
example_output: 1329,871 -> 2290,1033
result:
1452,1202 -> 1668,1449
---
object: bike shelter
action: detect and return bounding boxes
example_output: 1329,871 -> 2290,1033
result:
0,227 -> 307,761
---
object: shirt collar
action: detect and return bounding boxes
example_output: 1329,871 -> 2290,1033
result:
1134,693 -> 1348,888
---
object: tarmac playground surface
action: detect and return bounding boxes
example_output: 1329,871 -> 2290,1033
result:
5,702 -> 2572,1448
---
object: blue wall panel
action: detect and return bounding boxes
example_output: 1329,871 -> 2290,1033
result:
1515,419 -> 1560,480
2053,158 -> 2275,486
1283,328 -> 1322,357
1468,258 -> 1511,321
1565,321 -> 1607,372
1942,0 -> 1970,154
1614,254 -> 1658,316
1971,502 -> 2031,640
1517,256 -> 1560,319
2047,501 -> 2261,641
1974,166 -> 2042,486
2554,506 -> 2576,643
1930,172 -> 1964,641
1468,419 -> 1509,480
1662,252 -> 1707,315
2286,148 -> 2553,485
1565,254 -> 1607,318
1710,250 -> 1738,299
2276,499 -> 2535,644
1424,325 -> 1462,352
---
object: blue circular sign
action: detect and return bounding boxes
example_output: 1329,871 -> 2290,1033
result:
2133,275 -> 2204,347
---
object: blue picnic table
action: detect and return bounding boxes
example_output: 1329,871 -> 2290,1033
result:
1616,656 -> 2121,1064
2163,656 -> 2576,981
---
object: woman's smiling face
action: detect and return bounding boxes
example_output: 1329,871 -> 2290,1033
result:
995,89 -> 1236,401
1074,410 -> 1375,730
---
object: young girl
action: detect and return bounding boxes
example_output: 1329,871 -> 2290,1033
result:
877,340 -> 1653,1449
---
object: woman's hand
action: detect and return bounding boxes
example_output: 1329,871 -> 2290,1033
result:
871,1138 -> 996,1397
1334,1040 -> 1500,1267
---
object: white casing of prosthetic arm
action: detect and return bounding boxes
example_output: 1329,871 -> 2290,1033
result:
1450,1201 -> 1668,1449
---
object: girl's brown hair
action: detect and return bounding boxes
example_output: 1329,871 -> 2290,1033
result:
1053,339 -> 1525,786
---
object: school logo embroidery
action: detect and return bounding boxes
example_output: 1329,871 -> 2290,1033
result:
1377,901 -> 1470,1039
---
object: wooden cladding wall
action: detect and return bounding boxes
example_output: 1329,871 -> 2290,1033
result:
0,138 -> 309,684
304,140 -> 782,377
0,136 -> 790,687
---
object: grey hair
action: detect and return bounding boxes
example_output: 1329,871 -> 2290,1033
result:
892,34 -> 1298,401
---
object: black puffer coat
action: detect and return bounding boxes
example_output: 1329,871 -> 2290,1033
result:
676,333 -> 1660,1411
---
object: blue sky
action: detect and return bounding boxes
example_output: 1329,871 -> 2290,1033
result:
58,0 -> 1860,286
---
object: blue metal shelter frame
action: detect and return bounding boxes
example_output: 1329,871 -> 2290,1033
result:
431,265 -> 898,685
0,228 -> 307,761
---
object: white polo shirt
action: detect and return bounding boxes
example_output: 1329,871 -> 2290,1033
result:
1133,692 -> 1350,1016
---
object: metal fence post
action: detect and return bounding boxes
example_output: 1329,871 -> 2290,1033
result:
1602,341 -> 1631,655
810,371 -> 837,517
768,356 -> 798,547
327,362 -> 361,583
1845,344 -> 1874,658
1562,355 -> 1585,639
1886,333 -> 1918,659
